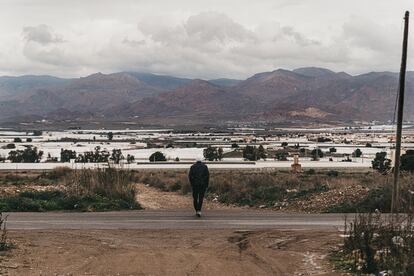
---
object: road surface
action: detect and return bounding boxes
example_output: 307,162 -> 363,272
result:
5,210 -> 347,230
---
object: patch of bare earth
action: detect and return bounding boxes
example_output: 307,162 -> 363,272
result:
1,229 -> 344,276
136,183 -> 238,210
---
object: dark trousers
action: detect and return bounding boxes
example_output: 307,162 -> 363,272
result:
192,185 -> 206,211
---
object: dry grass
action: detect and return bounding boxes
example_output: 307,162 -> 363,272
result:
135,170 -> 414,210
63,168 -> 136,203
337,213 -> 414,274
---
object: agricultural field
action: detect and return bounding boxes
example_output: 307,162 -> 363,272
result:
0,125 -> 413,170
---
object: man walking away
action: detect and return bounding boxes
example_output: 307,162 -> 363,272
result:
188,158 -> 209,217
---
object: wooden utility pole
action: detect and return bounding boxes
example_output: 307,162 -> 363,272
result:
392,11 -> 410,213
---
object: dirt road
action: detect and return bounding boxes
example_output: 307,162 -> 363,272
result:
1,229 -> 342,276
0,184 -> 346,275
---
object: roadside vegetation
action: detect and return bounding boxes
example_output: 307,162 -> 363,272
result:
331,213 -> 414,275
135,169 -> 413,211
0,212 -> 11,251
0,168 -> 141,212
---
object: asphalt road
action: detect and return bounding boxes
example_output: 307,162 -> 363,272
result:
4,211 -> 348,230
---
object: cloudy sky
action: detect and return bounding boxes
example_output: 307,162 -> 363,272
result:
1,0 -> 414,79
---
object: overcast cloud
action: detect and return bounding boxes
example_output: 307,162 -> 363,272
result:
1,0 -> 414,79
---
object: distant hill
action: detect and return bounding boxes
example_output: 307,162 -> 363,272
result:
0,68 -> 412,125
208,78 -> 242,87
125,72 -> 192,90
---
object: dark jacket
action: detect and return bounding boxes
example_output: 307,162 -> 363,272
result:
188,161 -> 209,188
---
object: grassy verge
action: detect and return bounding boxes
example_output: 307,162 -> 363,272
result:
136,170 -> 414,212
0,190 -> 139,211
0,167 -> 141,212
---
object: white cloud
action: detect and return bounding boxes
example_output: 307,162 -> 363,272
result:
0,0 -> 413,78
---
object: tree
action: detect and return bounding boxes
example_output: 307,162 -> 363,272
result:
317,137 -> 332,143
126,154 -> 135,164
107,132 -> 113,141
76,146 -> 110,163
8,146 -> 43,163
110,149 -> 124,164
372,152 -> 391,174
243,146 -> 259,161
311,148 -> 324,161
203,146 -> 223,161
60,149 -> 77,162
401,150 -> 414,172
4,143 -> 15,149
218,147 -> 223,161
275,151 -> 288,161
329,147 -> 337,153
231,143 -> 239,148
32,130 -> 42,136
281,142 -> 288,147
26,138 -> 32,142
13,137 -> 22,143
257,145 -> 267,160
353,148 -> 362,157
366,143 -> 372,147
149,151 -> 167,162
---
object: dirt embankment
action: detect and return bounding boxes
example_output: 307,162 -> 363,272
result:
1,229 -> 343,276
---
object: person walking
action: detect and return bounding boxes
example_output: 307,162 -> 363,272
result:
188,158 -> 209,217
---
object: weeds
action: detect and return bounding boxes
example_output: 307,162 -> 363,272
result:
0,168 -> 141,212
0,212 -> 11,251
0,191 -> 138,211
336,213 -> 414,275
63,168 -> 137,203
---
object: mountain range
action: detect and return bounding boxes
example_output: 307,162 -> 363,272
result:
0,67 -> 412,126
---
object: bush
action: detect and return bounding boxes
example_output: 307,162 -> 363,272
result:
372,152 -> 391,174
401,150 -> 414,172
60,149 -> 77,162
63,168 -> 137,204
0,168 -> 141,212
76,146 -> 109,163
203,146 -> 223,161
353,148 -> 362,158
311,148 -> 324,160
8,146 -> 43,163
149,151 -> 167,162
337,213 -> 414,274
6,144 -> 16,149
243,145 -> 266,161
13,137 -> 22,143
26,138 -> 32,142
327,170 -> 339,177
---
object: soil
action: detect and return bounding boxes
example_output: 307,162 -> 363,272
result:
0,229 -> 344,276
136,183 -> 239,210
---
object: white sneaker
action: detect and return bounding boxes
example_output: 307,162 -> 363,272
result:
196,211 -> 201,217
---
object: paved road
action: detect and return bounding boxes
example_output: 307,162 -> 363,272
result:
4,211 -> 348,230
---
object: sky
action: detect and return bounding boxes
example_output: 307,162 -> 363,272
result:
1,0 -> 414,79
